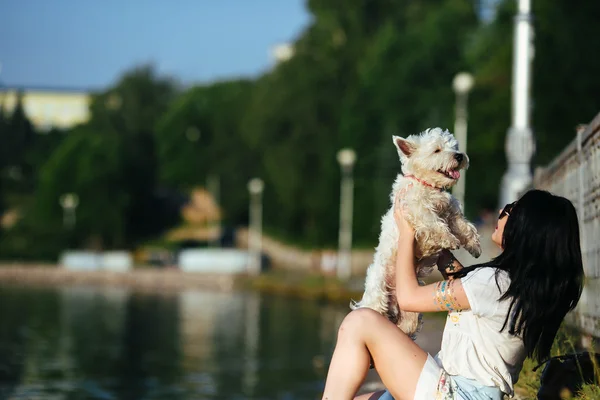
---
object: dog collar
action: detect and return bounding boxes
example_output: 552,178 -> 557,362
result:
404,175 -> 444,191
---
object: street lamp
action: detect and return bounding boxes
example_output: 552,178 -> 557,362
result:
207,173 -> 221,247
336,148 -> 356,280
59,193 -> 79,229
500,0 -> 535,205
452,72 -> 475,211
247,178 -> 264,275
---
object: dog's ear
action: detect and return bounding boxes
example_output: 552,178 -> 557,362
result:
393,136 -> 416,157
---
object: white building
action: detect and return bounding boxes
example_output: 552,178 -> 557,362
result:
0,86 -> 91,131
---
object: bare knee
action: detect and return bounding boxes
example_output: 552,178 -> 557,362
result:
338,308 -> 382,339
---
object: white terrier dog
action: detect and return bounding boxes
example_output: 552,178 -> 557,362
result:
351,128 -> 481,337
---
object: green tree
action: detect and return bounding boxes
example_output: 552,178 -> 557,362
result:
0,128 -> 125,259
33,127 -> 127,249
1,92 -> 37,197
343,0 -> 479,229
88,65 -> 178,244
156,79 -> 256,226
6,92 -> 35,167
463,0 -> 514,212
8,0 -> 600,259
2,66 -> 178,258
531,0 -> 600,163
0,104 -> 8,217
239,0 -> 478,246
26,127 -> 67,187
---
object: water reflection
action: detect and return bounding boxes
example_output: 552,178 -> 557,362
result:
0,285 -> 446,399
0,286 -> 350,399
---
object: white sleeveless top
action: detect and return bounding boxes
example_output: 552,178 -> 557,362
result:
436,267 -> 526,396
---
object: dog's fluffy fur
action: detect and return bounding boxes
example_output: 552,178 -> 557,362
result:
351,128 -> 481,337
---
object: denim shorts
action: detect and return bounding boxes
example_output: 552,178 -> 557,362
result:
379,354 -> 504,400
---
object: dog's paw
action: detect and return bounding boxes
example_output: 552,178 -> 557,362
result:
466,241 -> 482,258
440,236 -> 461,251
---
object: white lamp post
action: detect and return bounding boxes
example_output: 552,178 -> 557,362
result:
59,193 -> 79,229
207,173 -> 221,247
452,72 -> 475,211
500,0 -> 535,205
247,178 -> 264,275
336,149 -> 356,280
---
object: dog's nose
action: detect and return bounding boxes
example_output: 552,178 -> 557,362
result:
454,153 -> 464,162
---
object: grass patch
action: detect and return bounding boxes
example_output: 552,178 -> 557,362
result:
577,384 -> 600,400
242,270 -> 363,305
514,326 -> 599,399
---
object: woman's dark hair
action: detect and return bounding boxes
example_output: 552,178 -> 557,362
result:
455,190 -> 584,363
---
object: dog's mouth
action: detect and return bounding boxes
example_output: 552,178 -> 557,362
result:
438,168 -> 460,180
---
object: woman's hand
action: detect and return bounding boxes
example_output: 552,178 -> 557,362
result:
436,249 -> 462,280
393,194 -> 415,242
436,249 -> 454,270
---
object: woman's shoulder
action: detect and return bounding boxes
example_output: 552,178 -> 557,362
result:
469,266 -> 508,276
463,267 -> 510,292
465,266 -> 499,280
461,267 -> 511,317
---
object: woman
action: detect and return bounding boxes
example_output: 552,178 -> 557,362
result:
321,190 -> 584,400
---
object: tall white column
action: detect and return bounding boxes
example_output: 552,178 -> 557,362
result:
207,173 -> 220,247
500,0 -> 535,206
452,73 -> 474,211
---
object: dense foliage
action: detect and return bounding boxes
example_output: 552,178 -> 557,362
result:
1,0 -> 599,259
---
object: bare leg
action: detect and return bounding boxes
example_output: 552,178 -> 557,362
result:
322,309 -> 428,400
322,312 -> 372,399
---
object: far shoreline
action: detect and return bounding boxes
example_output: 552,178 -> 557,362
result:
0,264 -> 238,293
0,264 -> 364,304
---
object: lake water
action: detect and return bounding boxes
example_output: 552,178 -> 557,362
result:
0,285 -> 444,400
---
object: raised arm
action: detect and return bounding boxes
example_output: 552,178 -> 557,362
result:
436,249 -> 465,280
394,204 -> 470,313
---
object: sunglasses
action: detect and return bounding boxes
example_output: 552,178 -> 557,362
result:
499,202 -> 516,220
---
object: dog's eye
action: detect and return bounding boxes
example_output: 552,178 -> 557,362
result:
434,149 -> 441,153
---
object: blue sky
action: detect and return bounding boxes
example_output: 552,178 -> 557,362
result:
0,0 -> 311,90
